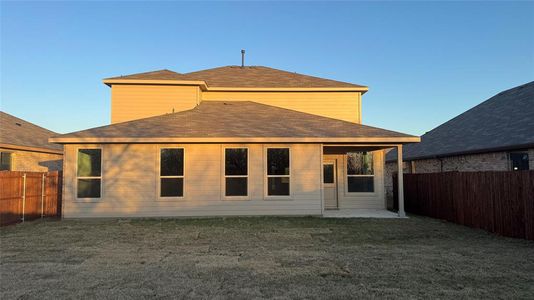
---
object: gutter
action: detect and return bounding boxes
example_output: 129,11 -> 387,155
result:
102,79 -> 369,93
386,142 -> 534,163
50,136 -> 421,144
0,143 -> 63,155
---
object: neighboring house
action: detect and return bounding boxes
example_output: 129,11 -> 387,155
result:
385,81 -> 534,207
0,112 -> 63,172
50,65 -> 419,218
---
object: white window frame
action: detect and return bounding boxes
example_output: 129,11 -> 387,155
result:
157,147 -> 185,201
345,151 -> 375,195
264,146 -> 292,200
74,147 -> 103,202
222,146 -> 250,200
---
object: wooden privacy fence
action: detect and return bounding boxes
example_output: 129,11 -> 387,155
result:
394,171 -> 534,240
0,171 -> 62,226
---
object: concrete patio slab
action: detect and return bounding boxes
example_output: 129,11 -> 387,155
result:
322,209 -> 403,218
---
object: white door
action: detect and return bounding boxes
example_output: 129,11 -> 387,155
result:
323,160 -> 338,209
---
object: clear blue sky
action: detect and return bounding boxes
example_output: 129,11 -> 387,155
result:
1,1 -> 533,135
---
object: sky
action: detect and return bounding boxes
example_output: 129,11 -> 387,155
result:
1,1 -> 533,135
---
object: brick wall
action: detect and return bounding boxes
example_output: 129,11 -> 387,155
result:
1,148 -> 63,172
384,148 -> 534,209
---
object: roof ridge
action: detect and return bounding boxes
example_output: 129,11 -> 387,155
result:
104,69 -> 182,80
386,80 -> 534,162
253,65 -> 366,87
494,80 -> 534,96
53,101 -> 415,140
179,65 -> 366,88
423,80 -> 534,137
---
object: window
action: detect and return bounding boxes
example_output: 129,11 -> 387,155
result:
1,152 -> 12,171
347,152 -> 374,193
224,148 -> 248,197
510,152 -> 529,171
160,148 -> 184,197
323,163 -> 334,184
266,148 -> 290,196
77,149 -> 102,198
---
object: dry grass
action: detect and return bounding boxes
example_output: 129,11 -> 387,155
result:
1,216 -> 533,299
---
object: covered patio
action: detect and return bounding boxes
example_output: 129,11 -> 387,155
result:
322,144 -> 407,217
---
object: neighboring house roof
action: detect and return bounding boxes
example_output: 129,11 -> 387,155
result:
0,111 -> 63,154
387,81 -> 534,162
50,101 -> 419,144
104,66 -> 367,89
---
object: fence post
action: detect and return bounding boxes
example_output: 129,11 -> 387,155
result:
41,173 -> 46,218
21,173 -> 27,222
397,145 -> 406,218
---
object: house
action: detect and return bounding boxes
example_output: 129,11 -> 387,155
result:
1,111 -> 63,172
50,65 -> 419,218
384,81 -> 534,206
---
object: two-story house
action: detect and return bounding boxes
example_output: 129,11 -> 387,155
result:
50,65 -> 419,218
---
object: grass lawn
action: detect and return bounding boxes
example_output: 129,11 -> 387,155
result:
1,216 -> 533,299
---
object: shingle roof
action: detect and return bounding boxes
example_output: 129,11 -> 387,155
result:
386,81 -> 534,162
182,66 -> 365,88
0,111 -> 63,152
105,66 -> 366,89
51,101 -> 417,143
105,69 -> 187,81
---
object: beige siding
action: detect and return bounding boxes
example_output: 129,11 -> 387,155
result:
109,84 -> 361,124
323,150 -> 386,209
111,85 -> 200,123
202,91 -> 361,123
1,148 -> 62,172
62,143 -> 322,218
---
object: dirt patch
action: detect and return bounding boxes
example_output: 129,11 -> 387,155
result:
1,216 -> 533,299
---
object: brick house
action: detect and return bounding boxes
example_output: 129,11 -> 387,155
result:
0,112 -> 63,172
384,81 -> 534,207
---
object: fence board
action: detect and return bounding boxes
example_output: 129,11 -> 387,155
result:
0,171 -> 62,226
394,171 -> 534,240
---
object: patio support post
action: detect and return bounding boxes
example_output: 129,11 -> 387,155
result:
397,144 -> 406,218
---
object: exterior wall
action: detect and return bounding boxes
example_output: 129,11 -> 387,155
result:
111,85 -> 200,123
62,143 -> 322,218
202,91 -> 361,123
110,85 -> 361,124
323,150 -> 386,210
384,148 -> 534,208
0,148 -> 62,172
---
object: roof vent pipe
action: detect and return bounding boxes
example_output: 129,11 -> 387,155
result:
241,49 -> 245,68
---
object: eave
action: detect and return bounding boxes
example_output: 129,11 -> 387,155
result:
0,143 -> 63,155
102,79 -> 369,93
49,136 -> 420,144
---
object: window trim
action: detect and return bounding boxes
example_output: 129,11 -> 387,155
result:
157,146 -> 185,201
222,146 -> 250,200
345,151 -> 376,195
74,147 -> 103,202
264,146 -> 292,200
